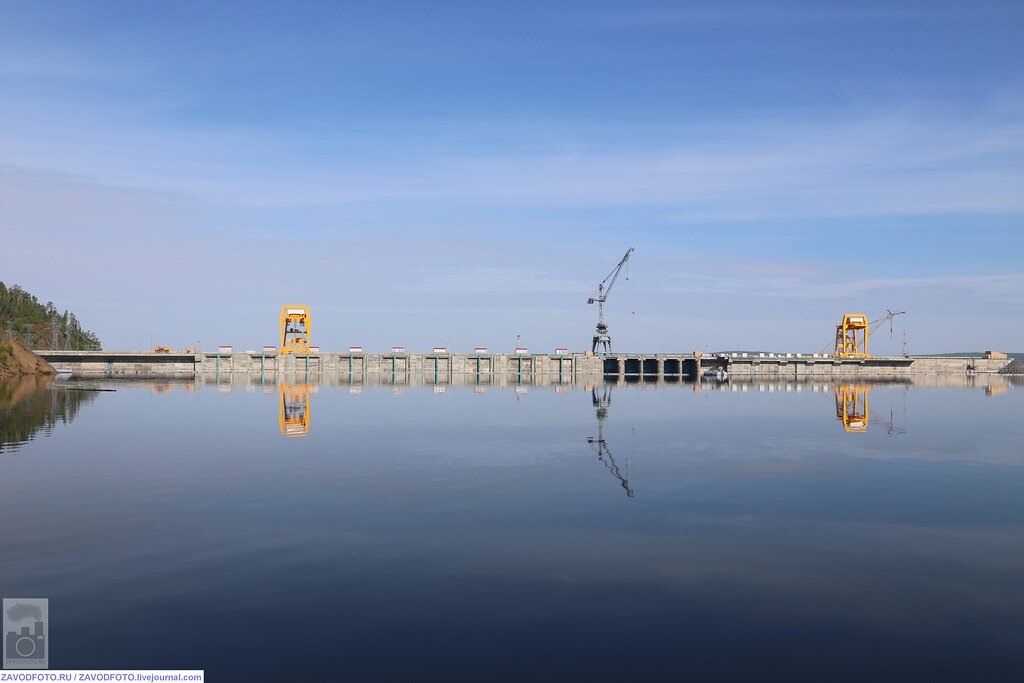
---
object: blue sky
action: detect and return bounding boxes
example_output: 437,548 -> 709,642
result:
1,0 -> 1022,352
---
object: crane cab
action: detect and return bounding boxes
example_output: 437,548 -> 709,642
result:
280,305 -> 311,355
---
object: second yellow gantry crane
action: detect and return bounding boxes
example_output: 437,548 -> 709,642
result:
832,309 -> 905,358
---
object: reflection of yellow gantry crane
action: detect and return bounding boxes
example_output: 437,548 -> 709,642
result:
832,309 -> 905,358
280,305 -> 312,355
834,383 -> 908,435
279,383 -> 312,437
835,384 -> 870,432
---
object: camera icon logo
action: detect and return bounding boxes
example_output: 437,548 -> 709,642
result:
3,599 -> 48,670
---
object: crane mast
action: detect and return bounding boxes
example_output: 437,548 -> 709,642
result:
588,247 -> 634,354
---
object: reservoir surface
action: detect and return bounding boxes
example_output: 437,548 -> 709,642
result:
2,377 -> 1023,681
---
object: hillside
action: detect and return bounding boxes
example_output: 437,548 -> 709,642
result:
0,282 -> 101,350
0,337 -> 55,379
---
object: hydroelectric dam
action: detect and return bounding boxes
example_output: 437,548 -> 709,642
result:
35,348 -> 1012,382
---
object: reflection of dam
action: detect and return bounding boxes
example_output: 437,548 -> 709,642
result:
184,370 -> 1015,396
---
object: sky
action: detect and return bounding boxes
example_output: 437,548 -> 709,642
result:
1,0 -> 1022,353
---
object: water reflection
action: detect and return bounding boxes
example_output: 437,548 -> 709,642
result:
278,383 -> 313,437
0,377 -> 99,453
835,384 -> 870,432
3,374 -> 1008,452
1,375 -> 1022,679
832,383 -> 910,435
587,386 -> 634,498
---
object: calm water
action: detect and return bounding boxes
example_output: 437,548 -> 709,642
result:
2,375 -> 1023,681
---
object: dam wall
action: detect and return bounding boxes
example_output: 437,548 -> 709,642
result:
690,354 -> 1010,379
36,350 -> 584,380
34,350 -> 1013,380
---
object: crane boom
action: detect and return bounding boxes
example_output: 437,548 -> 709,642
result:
598,247 -> 634,301
588,248 -> 634,354
868,309 -> 905,339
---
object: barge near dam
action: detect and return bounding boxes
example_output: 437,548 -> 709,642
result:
34,349 -> 1013,381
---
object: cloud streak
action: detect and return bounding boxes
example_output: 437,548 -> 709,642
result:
2,96 -> 1023,222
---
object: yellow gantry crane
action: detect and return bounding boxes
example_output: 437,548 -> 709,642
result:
280,305 -> 312,354
832,309 -> 905,358
834,313 -> 870,358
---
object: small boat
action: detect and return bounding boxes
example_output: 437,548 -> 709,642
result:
702,368 -> 728,381
53,365 -> 73,377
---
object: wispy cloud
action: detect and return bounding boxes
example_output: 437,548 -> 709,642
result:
0,50 -> 132,79
3,104 -> 1023,222
653,267 -> 1024,308
574,5 -> 1021,28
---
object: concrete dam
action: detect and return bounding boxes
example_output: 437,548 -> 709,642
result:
37,301 -> 1014,382
36,349 -> 1013,381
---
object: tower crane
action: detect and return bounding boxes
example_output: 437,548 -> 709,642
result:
588,247 -> 634,354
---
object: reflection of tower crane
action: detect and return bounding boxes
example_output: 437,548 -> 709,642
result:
824,309 -> 906,358
587,386 -> 635,497
587,248 -> 634,354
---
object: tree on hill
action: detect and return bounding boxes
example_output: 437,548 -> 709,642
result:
0,282 -> 102,350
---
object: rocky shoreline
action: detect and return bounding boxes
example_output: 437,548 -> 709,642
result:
998,358 -> 1024,375
0,338 -> 55,379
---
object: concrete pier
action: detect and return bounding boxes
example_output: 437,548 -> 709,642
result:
35,349 -> 1013,380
